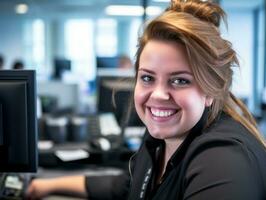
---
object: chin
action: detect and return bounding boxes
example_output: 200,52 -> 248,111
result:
148,125 -> 189,141
148,128 -> 173,140
149,133 -> 164,140
146,127 -> 161,139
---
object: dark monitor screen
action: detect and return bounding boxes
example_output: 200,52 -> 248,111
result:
96,56 -> 119,68
97,75 -> 143,127
262,88 -> 266,109
53,58 -> 71,79
0,70 -> 37,172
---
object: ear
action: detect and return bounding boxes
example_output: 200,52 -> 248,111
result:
205,96 -> 214,107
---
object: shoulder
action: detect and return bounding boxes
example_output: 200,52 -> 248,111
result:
191,113 -> 265,156
186,113 -> 266,170
181,113 -> 266,199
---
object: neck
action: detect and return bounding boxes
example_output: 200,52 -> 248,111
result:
164,138 -> 183,165
159,138 -> 183,179
156,138 -> 184,185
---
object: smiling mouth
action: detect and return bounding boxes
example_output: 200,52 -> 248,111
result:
149,107 -> 178,118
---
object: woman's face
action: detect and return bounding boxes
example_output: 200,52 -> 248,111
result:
134,40 -> 212,142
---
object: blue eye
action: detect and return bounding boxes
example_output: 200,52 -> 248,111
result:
171,78 -> 191,86
140,75 -> 153,83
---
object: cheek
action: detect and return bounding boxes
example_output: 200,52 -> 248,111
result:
134,84 -> 147,113
175,90 -> 206,110
134,84 -> 150,114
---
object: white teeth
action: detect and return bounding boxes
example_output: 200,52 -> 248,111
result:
150,108 -> 176,117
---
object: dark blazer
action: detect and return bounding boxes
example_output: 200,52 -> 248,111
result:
86,112 -> 266,200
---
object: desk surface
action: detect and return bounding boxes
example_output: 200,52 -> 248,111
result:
37,166 -> 124,178
34,139 -> 129,199
34,166 -> 124,200
39,140 -> 134,170
44,196 -> 85,200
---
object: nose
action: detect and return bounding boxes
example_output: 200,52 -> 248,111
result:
150,84 -> 170,101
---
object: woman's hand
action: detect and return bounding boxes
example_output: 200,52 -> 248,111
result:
26,176 -> 87,200
26,178 -> 55,200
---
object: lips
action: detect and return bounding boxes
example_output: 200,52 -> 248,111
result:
150,107 -> 178,118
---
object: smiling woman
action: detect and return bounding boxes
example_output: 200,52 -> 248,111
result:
129,0 -> 266,199
26,0 -> 266,200
134,41 -> 210,145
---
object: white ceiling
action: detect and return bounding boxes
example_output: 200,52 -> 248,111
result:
221,0 -> 264,10
0,0 -> 263,18
0,0 -> 168,17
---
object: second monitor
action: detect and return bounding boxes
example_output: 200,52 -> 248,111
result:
97,74 -> 143,128
0,70 -> 37,172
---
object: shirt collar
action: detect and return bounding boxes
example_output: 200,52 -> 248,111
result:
169,108 -> 209,166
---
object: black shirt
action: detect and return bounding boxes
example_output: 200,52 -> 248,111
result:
86,112 -> 266,200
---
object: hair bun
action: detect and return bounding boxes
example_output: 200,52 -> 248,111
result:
167,0 -> 225,27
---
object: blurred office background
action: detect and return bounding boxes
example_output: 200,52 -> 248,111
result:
0,2 -> 266,197
0,0 -> 265,140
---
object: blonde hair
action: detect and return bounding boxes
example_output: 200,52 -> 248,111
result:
135,0 -> 266,147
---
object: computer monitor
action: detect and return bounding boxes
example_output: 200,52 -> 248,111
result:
96,56 -> 119,68
97,75 -> 143,127
0,70 -> 37,172
262,88 -> 266,110
53,58 -> 71,80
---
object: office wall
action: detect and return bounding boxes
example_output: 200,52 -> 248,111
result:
37,81 -> 80,110
0,17 -> 24,69
222,10 -> 254,99
221,0 -> 265,115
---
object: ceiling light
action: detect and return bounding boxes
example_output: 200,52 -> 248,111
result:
105,5 -> 143,16
146,6 -> 163,16
15,4 -> 28,14
153,0 -> 170,2
105,5 -> 163,16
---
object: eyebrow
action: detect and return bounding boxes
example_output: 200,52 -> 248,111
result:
138,68 -> 193,76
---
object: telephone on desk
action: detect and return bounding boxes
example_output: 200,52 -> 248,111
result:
88,113 -> 145,151
88,113 -> 123,151
0,173 -> 29,200
88,113 -> 121,137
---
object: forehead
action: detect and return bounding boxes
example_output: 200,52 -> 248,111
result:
141,40 -> 188,60
139,40 -> 191,72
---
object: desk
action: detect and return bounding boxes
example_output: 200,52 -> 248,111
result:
34,166 -> 124,200
35,141 -> 131,200
39,141 -> 133,169
44,196 -> 85,200
37,166 -> 124,178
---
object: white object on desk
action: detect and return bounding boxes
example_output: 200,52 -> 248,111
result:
5,175 -> 23,190
97,137 -> 111,151
38,140 -> 54,150
124,126 -> 146,138
99,113 -> 121,136
55,149 -> 89,162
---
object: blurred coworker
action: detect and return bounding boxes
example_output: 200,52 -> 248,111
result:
12,60 -> 24,69
118,55 -> 133,69
0,55 -> 4,69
